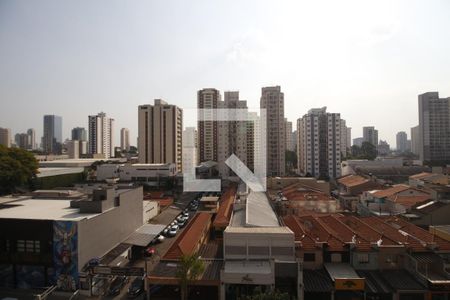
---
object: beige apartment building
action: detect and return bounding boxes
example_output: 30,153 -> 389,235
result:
0,127 -> 11,148
88,112 -> 114,159
120,127 -> 130,151
138,99 -> 183,172
260,86 -> 285,176
197,88 -> 220,163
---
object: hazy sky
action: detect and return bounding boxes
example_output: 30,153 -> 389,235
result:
1,0 -> 450,147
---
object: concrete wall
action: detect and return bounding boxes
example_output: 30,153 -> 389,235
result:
77,187 -> 143,271
143,200 -> 159,222
351,252 -> 379,270
224,230 -> 295,262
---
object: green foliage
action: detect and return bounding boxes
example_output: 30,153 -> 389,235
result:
350,142 -> 377,160
285,150 -> 297,170
176,254 -> 205,300
238,287 -> 290,300
0,145 -> 39,194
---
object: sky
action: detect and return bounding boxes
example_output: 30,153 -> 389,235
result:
1,0 -> 450,148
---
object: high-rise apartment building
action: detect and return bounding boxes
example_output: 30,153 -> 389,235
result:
120,128 -> 130,151
217,91 -> 251,177
27,128 -> 36,150
363,126 -> 378,146
15,133 -> 28,149
285,119 -> 294,152
418,92 -> 450,164
197,88 -> 220,163
396,131 -> 408,152
43,115 -> 62,154
260,86 -> 285,177
297,107 -> 341,179
411,125 -> 420,156
88,112 -> 114,159
378,140 -> 390,156
138,99 -> 183,172
0,128 -> 11,148
340,120 -> 351,158
182,127 -> 197,175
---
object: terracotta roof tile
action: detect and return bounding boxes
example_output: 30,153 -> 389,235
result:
163,213 -> 211,260
213,185 -> 237,229
337,175 -> 370,188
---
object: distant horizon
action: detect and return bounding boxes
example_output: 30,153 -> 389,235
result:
2,0 -> 450,147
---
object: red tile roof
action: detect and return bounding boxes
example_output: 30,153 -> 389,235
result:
409,172 -> 433,180
163,213 -> 211,260
337,175 -> 370,188
213,185 -> 237,229
386,194 -> 431,208
285,213 -> 450,253
372,184 -> 411,198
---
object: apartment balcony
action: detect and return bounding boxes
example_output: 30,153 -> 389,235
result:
406,252 -> 450,290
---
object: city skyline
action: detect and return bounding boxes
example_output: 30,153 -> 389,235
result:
2,1 -> 450,146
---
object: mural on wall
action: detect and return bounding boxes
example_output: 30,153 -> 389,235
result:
53,221 -> 78,291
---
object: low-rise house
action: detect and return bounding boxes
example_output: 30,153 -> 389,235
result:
409,172 -> 449,187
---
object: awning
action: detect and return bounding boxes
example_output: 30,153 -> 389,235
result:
124,224 -> 166,246
324,263 -> 364,291
357,270 -> 393,294
303,269 -> 333,292
380,270 -> 426,291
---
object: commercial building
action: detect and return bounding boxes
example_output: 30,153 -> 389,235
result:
222,188 -> 300,299
43,115 -> 63,154
88,112 -> 114,159
0,186 -> 143,291
297,107 -> 342,179
418,92 -> 450,164
67,140 -> 80,159
120,128 -> 130,151
71,127 -> 87,142
71,127 -> 88,155
377,140 -> 390,156
96,163 -> 177,186
198,88 -> 220,163
362,126 -> 378,146
138,99 -> 183,172
396,131 -> 408,152
260,86 -> 285,176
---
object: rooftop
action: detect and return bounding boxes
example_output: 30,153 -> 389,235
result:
337,175 -> 371,188
213,185 -> 237,229
0,198 -> 102,221
36,167 -> 84,178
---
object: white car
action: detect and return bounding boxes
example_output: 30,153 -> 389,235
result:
168,226 -> 178,237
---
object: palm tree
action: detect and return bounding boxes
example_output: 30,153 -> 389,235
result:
176,254 -> 205,300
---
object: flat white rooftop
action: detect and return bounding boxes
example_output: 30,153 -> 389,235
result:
39,158 -> 124,168
37,167 -> 84,178
0,198 -> 102,221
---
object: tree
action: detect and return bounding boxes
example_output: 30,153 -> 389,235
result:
176,254 -> 205,300
360,142 -> 377,160
0,145 -> 39,195
285,150 -> 297,172
239,287 -> 290,300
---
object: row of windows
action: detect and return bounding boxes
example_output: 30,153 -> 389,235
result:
0,240 -> 41,254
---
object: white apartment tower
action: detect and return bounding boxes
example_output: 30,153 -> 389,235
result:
120,128 -> 130,151
138,99 -> 183,172
297,107 -> 341,179
260,86 -> 285,177
88,112 -> 114,159
197,88 -> 220,163
182,127 -> 197,176
418,92 -> 450,163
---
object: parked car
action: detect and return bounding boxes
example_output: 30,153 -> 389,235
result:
156,234 -> 165,243
178,219 -> 187,228
190,204 -> 198,211
162,227 -> 170,237
167,225 -> 178,237
108,276 -> 128,296
92,276 -> 107,296
127,276 -> 145,298
182,211 -> 189,218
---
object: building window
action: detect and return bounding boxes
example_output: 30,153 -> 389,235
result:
304,253 -> 315,262
17,240 -> 25,252
357,253 -> 369,264
16,240 -> 40,253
